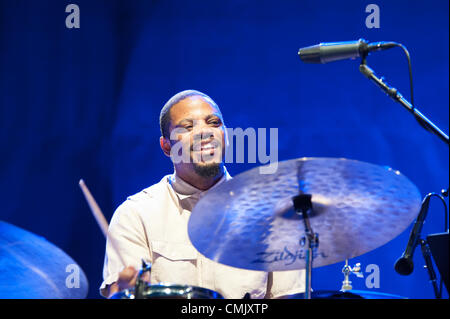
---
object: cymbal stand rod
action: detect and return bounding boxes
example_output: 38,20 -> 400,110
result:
304,232 -> 313,299
341,259 -> 353,291
293,194 -> 318,300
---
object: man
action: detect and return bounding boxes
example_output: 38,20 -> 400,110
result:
100,90 -> 305,298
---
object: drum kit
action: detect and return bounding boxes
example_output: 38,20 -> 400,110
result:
117,157 -> 449,300
187,157 -> 422,299
99,157 -> 425,300
0,156 -> 445,299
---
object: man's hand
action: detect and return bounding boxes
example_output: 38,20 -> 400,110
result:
105,266 -> 150,298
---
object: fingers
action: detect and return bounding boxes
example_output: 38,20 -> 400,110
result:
117,266 -> 139,290
114,265 -> 152,294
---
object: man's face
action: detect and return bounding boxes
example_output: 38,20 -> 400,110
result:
166,96 -> 226,177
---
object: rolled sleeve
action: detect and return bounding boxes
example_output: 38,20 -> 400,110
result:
99,201 -> 152,297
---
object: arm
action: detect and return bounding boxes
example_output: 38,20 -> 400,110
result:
265,270 -> 306,299
100,201 -> 152,298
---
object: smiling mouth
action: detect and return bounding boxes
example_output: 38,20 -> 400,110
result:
200,142 -> 216,151
192,139 -> 220,152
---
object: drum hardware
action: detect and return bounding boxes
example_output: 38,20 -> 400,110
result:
293,193 -> 318,299
109,284 -> 224,299
135,259 -> 152,299
340,260 -> 363,292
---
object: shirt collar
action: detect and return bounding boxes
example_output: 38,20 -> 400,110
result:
169,166 -> 232,201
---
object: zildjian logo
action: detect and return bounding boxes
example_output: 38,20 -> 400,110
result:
251,246 -> 328,266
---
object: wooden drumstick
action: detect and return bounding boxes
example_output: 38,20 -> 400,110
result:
78,179 -> 126,266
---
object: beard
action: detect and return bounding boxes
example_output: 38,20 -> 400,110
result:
189,136 -> 224,178
192,161 -> 223,178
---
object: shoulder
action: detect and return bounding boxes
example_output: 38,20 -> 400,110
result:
110,175 -> 171,224
127,175 -> 169,203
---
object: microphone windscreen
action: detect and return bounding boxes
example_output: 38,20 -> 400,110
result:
298,45 -> 322,64
394,256 -> 414,275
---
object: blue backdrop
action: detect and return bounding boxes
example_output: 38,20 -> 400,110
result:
0,0 -> 448,299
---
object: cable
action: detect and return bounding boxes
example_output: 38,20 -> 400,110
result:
393,43 -> 443,137
428,192 -> 448,233
394,43 -> 415,108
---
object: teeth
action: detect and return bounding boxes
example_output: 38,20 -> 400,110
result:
201,143 -> 214,150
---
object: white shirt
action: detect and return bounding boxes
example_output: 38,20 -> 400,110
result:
100,168 -> 305,299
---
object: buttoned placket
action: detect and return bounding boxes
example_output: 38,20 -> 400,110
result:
166,170 -> 231,293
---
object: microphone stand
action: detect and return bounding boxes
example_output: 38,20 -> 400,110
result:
358,57 -> 449,147
358,55 -> 449,298
419,238 -> 441,299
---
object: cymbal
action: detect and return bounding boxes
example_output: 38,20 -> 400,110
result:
188,157 -> 422,271
0,221 -> 89,298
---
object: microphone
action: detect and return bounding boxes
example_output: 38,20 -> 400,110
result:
394,194 -> 432,275
298,39 -> 397,64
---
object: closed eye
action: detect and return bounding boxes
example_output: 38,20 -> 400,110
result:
206,115 -> 222,127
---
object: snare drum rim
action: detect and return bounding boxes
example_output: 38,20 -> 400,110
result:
109,283 -> 224,299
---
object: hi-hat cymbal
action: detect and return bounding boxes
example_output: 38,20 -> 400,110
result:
0,221 -> 89,298
188,157 -> 422,271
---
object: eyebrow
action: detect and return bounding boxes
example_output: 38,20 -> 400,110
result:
205,113 -> 223,122
175,119 -> 193,127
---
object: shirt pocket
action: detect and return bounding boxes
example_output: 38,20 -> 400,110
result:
150,240 -> 199,286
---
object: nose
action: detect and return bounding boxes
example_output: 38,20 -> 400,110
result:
192,121 -> 215,141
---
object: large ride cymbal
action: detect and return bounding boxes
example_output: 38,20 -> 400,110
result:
188,157 -> 422,271
0,221 -> 89,298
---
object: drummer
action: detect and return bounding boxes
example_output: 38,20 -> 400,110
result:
100,90 -> 305,299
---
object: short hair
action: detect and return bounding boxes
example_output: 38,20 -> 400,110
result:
159,90 -> 222,138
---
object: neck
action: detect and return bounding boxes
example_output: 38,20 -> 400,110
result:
175,166 -> 225,191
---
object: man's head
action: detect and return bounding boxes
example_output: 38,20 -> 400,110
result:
159,90 -> 226,182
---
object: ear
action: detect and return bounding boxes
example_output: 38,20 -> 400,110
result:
160,136 -> 171,157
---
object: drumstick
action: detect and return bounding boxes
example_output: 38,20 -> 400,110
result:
78,179 -> 126,266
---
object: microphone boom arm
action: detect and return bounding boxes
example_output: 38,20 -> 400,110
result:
359,61 -> 449,147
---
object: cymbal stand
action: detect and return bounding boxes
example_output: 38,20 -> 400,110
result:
340,259 -> 363,291
293,194 -> 318,299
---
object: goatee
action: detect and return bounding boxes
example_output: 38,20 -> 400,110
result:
193,162 -> 223,178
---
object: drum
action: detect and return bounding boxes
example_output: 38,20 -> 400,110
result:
110,283 -> 224,299
281,290 -> 406,299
